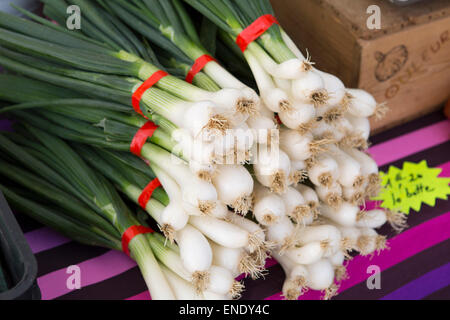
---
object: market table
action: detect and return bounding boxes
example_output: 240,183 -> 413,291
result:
0,111 -> 449,300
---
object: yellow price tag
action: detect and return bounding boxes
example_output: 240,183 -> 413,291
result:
373,161 -> 450,214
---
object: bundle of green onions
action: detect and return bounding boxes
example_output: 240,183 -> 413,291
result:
0,120 -> 268,299
0,0 -> 406,300
183,0 -> 389,127
0,1 -> 260,180
0,74 -> 269,297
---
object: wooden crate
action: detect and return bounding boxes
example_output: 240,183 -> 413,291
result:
271,0 -> 450,133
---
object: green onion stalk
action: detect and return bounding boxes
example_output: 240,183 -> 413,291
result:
79,148 -> 263,298
8,101 -> 207,229
96,0 -> 317,140
0,119 -> 194,292
73,145 -> 179,237
0,128 -> 175,299
87,0 -> 278,147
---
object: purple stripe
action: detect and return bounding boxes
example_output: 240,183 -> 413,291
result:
126,291 -> 151,301
440,161 -> 450,177
381,263 -> 450,300
37,250 -> 136,300
25,227 -> 71,254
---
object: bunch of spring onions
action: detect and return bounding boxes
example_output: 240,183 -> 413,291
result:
174,0 -> 405,299
0,74 -> 270,298
0,2 -> 258,183
0,0 -> 408,300
0,119 -> 270,300
183,0 -> 389,128
1,6 -> 256,219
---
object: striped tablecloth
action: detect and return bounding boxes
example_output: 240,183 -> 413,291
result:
1,111 -> 449,300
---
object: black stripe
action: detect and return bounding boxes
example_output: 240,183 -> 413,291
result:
55,267 -> 146,300
335,240 -> 450,300
423,285 -> 450,300
36,242 -> 108,277
241,264 -> 285,300
376,189 -> 450,240
14,211 -> 44,234
370,111 -> 446,146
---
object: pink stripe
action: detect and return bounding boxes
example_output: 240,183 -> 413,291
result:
38,250 -> 136,300
265,211 -> 450,300
126,291 -> 151,300
368,120 -> 450,167
25,227 -> 71,254
439,161 -> 450,178
265,258 -> 278,268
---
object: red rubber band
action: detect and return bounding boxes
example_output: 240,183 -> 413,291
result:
236,14 -> 279,52
132,70 -> 168,117
275,114 -> 282,125
185,55 -> 216,84
130,121 -> 159,157
138,178 -> 162,209
122,225 -> 154,256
